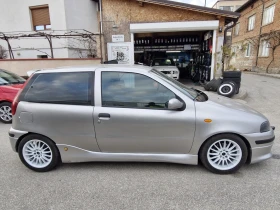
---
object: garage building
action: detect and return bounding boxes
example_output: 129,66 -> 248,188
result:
100,0 -> 240,81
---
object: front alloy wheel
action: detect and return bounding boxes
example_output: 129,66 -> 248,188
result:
0,102 -> 12,124
200,134 -> 248,174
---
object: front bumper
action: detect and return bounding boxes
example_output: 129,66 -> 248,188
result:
242,129 -> 275,164
8,127 -> 28,152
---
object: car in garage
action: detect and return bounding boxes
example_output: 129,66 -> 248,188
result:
0,69 -> 26,124
9,65 -> 274,174
151,58 -> 180,80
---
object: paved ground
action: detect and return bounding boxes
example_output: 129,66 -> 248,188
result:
0,74 -> 280,210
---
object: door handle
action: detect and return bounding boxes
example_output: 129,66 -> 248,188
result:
98,113 -> 111,120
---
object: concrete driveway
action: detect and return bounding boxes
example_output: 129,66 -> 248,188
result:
0,73 -> 279,210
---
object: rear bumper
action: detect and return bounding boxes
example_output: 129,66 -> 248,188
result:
242,129 -> 275,164
8,127 -> 28,152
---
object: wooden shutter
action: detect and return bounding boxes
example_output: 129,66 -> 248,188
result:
31,7 -> 51,26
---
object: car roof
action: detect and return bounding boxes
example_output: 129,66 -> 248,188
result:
33,65 -> 153,74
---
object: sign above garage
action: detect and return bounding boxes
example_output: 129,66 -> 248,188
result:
112,35 -> 124,42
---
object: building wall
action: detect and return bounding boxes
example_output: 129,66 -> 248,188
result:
231,0 -> 280,73
212,0 -> 248,11
64,0 -> 99,33
0,58 -> 101,76
0,0 -> 99,59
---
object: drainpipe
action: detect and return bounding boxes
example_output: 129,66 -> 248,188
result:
223,20 -> 237,45
222,20 -> 238,72
255,0 -> 265,68
99,0 -> 103,63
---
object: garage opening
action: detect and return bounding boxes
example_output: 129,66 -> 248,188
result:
134,30 -> 214,83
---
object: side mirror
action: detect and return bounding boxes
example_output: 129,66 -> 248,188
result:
167,98 -> 184,110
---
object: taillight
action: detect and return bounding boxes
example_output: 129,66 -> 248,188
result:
12,75 -> 33,115
12,89 -> 22,115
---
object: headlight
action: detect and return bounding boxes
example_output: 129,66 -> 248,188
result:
260,121 -> 270,133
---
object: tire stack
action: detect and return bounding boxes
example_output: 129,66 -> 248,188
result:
217,71 -> 242,98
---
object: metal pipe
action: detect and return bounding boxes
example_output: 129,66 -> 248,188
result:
99,0 -> 103,63
223,20 -> 237,45
255,0 -> 265,67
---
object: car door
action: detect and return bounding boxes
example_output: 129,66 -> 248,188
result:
93,67 -> 196,154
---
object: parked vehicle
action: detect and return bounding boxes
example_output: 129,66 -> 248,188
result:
9,65 -> 275,174
0,69 -> 26,123
151,58 -> 180,80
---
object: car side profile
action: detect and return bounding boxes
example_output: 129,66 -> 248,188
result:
0,69 -> 26,124
9,65 -> 275,174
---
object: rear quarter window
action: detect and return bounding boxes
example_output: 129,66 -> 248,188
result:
22,72 -> 92,105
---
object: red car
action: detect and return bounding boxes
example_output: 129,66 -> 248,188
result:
0,69 -> 26,123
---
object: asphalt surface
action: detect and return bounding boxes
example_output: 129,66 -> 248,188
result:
0,73 -> 280,210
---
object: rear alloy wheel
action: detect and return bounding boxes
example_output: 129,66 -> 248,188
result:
200,134 -> 248,174
18,134 -> 60,172
0,102 -> 12,124
217,81 -> 236,98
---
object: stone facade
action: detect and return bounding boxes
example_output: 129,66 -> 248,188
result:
231,0 -> 280,73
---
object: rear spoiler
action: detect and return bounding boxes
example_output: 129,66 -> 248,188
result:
27,69 -> 41,77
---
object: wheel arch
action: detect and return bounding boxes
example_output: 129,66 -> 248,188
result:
198,132 -> 251,163
0,100 -> 13,104
15,132 -> 61,161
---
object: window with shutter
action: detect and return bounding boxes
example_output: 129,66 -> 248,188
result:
30,5 -> 51,31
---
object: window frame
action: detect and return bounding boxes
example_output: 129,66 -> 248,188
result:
248,14 -> 256,31
263,4 -> 275,26
30,5 -> 51,31
259,40 -> 270,57
100,71 -> 183,110
234,23 -> 240,36
20,72 -> 94,106
245,43 -> 251,57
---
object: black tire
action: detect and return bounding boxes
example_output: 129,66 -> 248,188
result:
204,78 -> 222,92
0,102 -> 12,124
199,134 -> 248,174
18,134 -> 60,172
217,81 -> 236,98
236,87 -> 240,94
223,71 -> 241,78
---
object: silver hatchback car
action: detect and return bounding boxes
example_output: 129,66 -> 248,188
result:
9,65 -> 275,174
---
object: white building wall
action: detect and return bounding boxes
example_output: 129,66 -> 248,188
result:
0,0 -> 98,59
64,0 -> 99,33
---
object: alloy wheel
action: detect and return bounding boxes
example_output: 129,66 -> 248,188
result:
207,139 -> 242,171
22,140 -> 53,168
0,105 -> 12,122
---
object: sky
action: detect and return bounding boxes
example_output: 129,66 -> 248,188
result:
171,0 -> 217,7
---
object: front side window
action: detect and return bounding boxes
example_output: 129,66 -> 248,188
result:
24,72 -> 91,105
30,5 -> 51,31
263,4 -> 275,25
101,72 -> 175,109
248,15 -> 255,31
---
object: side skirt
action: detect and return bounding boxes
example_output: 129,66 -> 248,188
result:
57,144 -> 198,165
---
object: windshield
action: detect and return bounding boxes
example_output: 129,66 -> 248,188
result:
151,69 -> 198,99
0,69 -> 26,85
152,58 -> 175,66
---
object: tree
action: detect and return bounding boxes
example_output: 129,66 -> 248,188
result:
67,37 -> 97,58
0,45 -> 7,59
261,30 -> 280,73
